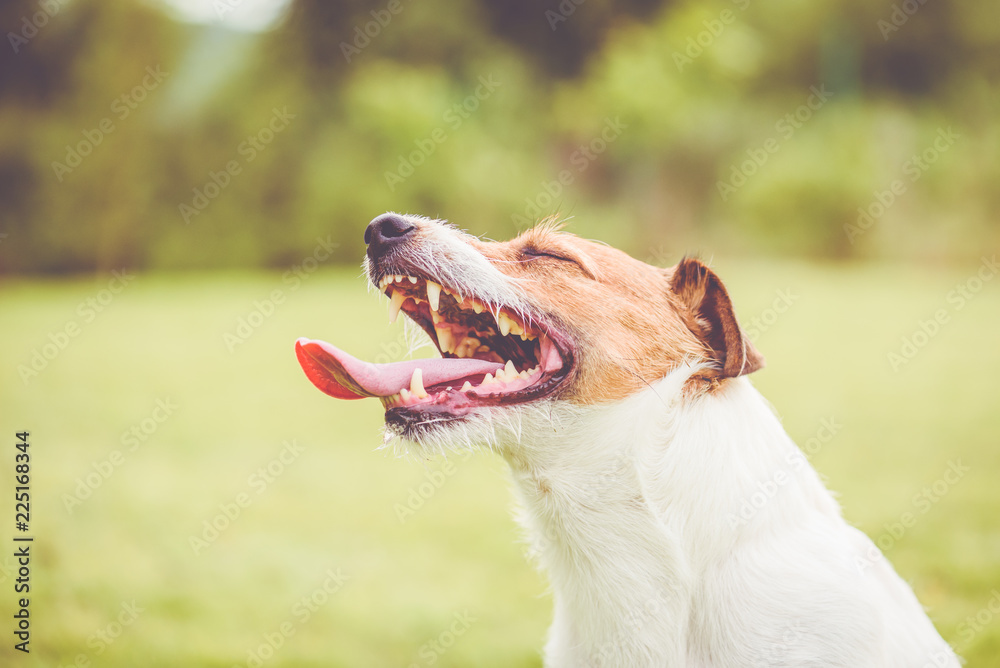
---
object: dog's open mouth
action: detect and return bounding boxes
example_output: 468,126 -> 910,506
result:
296,272 -> 574,425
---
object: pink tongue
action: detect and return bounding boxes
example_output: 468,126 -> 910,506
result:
295,338 -> 504,400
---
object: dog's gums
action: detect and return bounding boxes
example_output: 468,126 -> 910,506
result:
295,272 -> 574,426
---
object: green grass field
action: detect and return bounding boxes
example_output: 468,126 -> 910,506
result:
1,259 -> 998,667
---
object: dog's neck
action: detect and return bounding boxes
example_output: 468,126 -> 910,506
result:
500,366 -> 836,665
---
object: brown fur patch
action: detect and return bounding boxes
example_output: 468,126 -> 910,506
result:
457,225 -> 762,404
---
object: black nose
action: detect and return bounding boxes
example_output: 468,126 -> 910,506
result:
365,213 -> 416,260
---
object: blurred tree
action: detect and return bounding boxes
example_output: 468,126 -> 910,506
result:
0,0 -> 996,274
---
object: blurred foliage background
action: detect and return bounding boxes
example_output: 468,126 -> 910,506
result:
2,0 -> 1000,666
0,0 -> 997,275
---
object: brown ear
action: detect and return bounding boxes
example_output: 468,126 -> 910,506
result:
668,258 -> 764,378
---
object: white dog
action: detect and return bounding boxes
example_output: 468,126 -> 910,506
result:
296,213 -> 959,667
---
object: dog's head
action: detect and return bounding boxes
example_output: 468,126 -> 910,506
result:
296,213 -> 763,447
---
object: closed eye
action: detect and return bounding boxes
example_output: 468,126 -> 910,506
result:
522,247 -> 577,264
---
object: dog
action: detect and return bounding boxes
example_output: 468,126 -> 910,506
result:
295,212 -> 959,667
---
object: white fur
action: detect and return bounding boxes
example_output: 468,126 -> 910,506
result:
477,367 -> 959,667
388,366 -> 959,667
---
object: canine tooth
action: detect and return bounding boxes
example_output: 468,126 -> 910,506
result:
400,388 -> 411,402
410,368 -> 428,398
461,381 -> 473,392
388,291 -> 406,324
430,309 -> 442,325
496,312 -> 511,336
426,281 -> 441,311
408,275 -> 418,284
504,360 -> 517,377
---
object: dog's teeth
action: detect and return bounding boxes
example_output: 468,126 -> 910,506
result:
426,281 -> 441,311
461,381 -> 474,392
493,360 -> 517,383
410,368 -> 428,399
508,319 -> 523,336
408,275 -> 417,284
482,373 -> 495,385
461,337 -> 480,359
431,309 -> 442,325
400,388 -> 411,402
496,311 -> 511,336
472,302 -> 484,314
388,291 -> 405,324
519,369 -> 530,379
394,274 -> 404,283
437,327 -> 454,354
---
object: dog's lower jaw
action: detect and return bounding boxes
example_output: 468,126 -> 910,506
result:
499,366 -> 959,668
